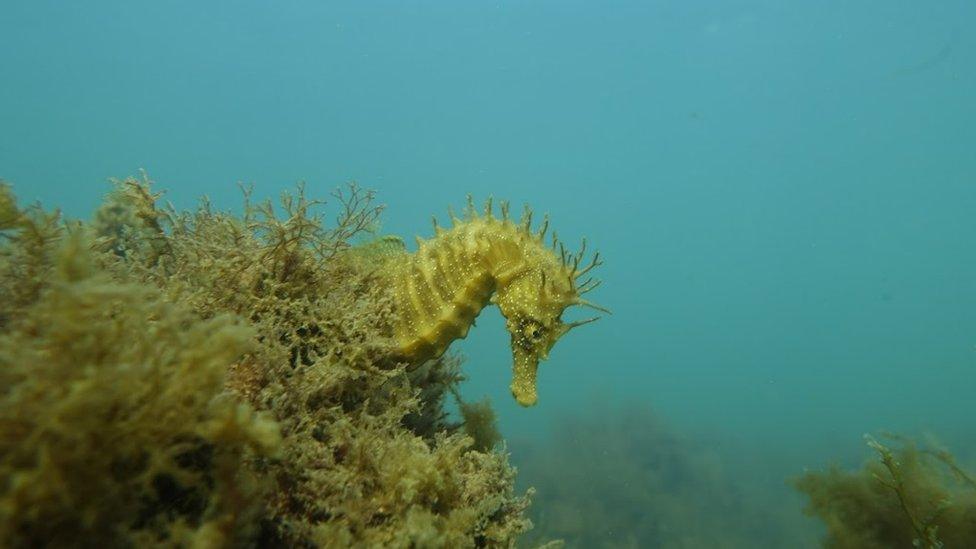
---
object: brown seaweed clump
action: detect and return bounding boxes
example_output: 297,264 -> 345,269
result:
0,183 -> 280,547
0,175 -> 532,547
794,434 -> 976,549
516,406 -> 803,549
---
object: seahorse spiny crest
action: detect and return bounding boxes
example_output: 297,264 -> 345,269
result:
386,197 -> 607,406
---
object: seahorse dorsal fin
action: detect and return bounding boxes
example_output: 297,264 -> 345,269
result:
379,235 -> 406,249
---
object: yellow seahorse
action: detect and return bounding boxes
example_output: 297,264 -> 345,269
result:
384,197 -> 608,407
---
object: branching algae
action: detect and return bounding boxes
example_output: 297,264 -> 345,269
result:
795,434 -> 976,549
0,183 -> 280,547
385,197 -> 608,406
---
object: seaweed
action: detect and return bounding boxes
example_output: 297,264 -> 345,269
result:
456,397 -> 502,455
0,213 -> 278,547
517,406 -> 800,548
0,175 -> 534,547
794,434 -> 976,548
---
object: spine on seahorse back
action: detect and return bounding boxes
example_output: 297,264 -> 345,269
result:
388,198 -> 607,406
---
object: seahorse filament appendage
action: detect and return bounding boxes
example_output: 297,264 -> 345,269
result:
386,197 -> 608,407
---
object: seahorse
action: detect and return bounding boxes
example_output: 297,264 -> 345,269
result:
383,197 -> 608,407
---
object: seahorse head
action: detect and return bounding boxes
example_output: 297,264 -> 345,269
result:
493,245 -> 608,406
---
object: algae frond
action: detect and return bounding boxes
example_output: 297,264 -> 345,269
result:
794,434 -> 976,549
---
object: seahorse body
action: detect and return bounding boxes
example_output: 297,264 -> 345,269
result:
384,198 -> 607,407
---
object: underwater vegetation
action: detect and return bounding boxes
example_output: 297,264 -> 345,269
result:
794,434 -> 976,549
0,175 -> 538,547
0,183 -> 279,547
515,406 -> 805,549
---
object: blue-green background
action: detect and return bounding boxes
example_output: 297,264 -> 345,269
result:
3,0 -> 974,542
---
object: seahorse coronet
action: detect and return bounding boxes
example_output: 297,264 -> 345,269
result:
383,198 -> 607,407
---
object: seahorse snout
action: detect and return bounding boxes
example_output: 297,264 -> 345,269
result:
510,348 -> 539,407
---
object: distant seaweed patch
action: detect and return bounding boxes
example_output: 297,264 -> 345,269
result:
795,433 -> 976,548
516,406 -> 809,548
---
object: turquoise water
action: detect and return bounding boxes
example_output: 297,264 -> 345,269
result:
3,1 -> 974,545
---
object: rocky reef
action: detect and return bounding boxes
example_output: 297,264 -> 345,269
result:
0,175 -> 533,547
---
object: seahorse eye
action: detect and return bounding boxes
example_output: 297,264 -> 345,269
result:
523,322 -> 544,341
